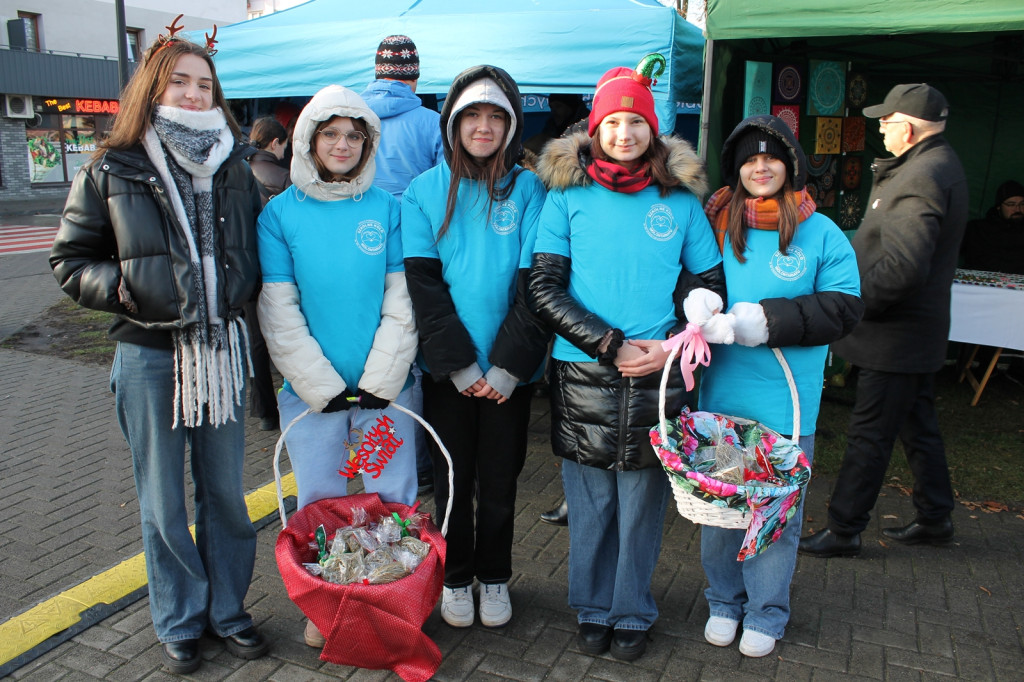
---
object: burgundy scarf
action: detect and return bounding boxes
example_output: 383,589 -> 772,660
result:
586,158 -> 652,193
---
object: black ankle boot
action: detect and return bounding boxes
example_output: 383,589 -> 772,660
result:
540,498 -> 568,526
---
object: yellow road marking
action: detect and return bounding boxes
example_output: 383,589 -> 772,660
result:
0,473 -> 297,666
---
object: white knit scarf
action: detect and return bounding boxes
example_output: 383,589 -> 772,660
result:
142,105 -> 250,428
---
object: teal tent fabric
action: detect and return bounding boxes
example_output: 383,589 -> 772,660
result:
198,0 -> 704,134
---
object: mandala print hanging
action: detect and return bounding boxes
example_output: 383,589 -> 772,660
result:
842,116 -> 866,152
806,153 -> 830,177
846,73 -> 868,108
815,117 -> 842,154
842,156 -> 862,190
839,193 -> 863,229
772,104 -> 800,137
773,63 -> 804,103
807,60 -> 845,116
818,155 -> 838,191
744,61 -> 772,118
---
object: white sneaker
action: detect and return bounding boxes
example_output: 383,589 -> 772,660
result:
704,616 -> 739,646
478,582 -> 511,628
738,629 -> 776,657
441,586 -> 474,627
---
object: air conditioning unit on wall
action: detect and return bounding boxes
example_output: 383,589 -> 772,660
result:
4,94 -> 34,119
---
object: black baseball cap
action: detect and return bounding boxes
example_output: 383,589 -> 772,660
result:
862,83 -> 949,122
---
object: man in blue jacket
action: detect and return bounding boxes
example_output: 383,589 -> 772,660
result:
359,35 -> 443,199
360,35 -> 444,495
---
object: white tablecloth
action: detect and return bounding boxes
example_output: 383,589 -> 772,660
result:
948,273 -> 1024,351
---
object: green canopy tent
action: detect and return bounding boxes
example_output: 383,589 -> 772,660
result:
700,0 -> 1024,221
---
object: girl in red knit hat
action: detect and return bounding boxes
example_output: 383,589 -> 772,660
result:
529,55 -> 728,661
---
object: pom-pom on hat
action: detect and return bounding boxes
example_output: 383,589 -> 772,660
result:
587,53 -> 665,136
375,35 -> 420,80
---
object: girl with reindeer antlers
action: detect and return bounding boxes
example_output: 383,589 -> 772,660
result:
50,16 -> 268,674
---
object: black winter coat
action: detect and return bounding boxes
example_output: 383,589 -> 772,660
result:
50,143 -> 262,348
529,133 -> 726,471
833,135 -> 968,373
248,149 -> 291,206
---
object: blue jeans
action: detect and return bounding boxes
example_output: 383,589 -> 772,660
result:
278,386 -> 419,509
562,459 -> 670,631
700,435 -> 815,641
110,342 -> 256,643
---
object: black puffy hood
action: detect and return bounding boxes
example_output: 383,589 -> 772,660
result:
720,114 -> 807,192
439,64 -> 524,171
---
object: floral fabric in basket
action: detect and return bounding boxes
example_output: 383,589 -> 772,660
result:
651,407 -> 811,560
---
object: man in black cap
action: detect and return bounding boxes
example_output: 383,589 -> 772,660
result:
799,83 -> 968,557
960,179 -> 1024,275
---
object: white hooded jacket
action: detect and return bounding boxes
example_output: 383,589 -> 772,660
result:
258,85 -> 417,411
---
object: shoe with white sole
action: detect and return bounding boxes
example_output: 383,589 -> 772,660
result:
478,582 -> 512,627
441,585 -> 474,627
738,629 -> 776,657
704,616 -> 739,646
303,619 -> 326,648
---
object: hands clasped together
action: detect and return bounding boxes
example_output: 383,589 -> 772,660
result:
461,378 -> 509,405
615,287 -> 771,378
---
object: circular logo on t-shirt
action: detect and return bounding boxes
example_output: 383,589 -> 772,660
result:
491,200 -> 519,235
355,220 -> 386,255
644,204 -> 677,241
770,246 -> 807,281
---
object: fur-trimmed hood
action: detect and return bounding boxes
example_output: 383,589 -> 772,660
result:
290,84 -> 381,202
535,130 -> 708,198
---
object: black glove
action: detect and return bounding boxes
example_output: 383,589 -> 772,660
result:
356,389 -> 390,410
323,389 -> 356,413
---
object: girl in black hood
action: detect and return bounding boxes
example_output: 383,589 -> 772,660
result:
402,65 -> 550,629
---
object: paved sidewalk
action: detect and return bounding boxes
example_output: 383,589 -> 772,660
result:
2,244 -> 1023,680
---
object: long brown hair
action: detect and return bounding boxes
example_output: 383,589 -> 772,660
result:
99,39 -> 240,155
438,107 -> 520,240
725,175 -> 800,264
310,116 -> 371,183
589,129 -> 680,198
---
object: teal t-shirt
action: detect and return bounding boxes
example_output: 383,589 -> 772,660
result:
533,182 -> 722,362
699,212 -> 861,436
257,184 -> 403,393
402,162 -> 547,376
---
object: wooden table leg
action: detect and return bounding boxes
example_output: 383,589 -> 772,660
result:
963,347 -> 1003,406
959,344 -> 980,384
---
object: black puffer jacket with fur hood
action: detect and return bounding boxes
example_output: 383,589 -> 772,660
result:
529,132 -> 726,471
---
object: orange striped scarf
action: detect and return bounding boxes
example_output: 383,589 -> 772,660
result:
704,186 -> 816,253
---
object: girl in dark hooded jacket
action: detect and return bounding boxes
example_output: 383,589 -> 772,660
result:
402,65 -> 549,629
529,55 -> 727,661
698,114 -> 862,658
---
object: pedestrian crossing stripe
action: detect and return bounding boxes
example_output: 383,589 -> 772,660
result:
0,225 -> 60,255
0,473 -> 299,670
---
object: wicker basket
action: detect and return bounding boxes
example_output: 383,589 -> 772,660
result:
651,340 -> 810,547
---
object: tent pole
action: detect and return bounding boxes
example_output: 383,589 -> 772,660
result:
698,38 -> 714,161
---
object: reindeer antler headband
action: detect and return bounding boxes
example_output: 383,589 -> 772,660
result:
151,13 -> 218,58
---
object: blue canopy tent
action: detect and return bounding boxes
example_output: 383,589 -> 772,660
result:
197,0 -> 705,134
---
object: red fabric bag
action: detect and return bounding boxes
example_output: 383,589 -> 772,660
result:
275,492 -> 445,682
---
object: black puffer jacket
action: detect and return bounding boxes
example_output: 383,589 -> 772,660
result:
50,143 -> 262,348
530,132 -> 726,471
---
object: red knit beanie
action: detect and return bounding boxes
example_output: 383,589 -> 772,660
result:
587,57 -> 662,136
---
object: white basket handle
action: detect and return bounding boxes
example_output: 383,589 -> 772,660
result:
273,402 -> 455,536
657,339 -> 801,444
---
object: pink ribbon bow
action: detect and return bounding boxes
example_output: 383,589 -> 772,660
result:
661,322 -> 711,391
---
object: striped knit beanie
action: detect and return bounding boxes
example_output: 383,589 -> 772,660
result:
375,35 -> 420,80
